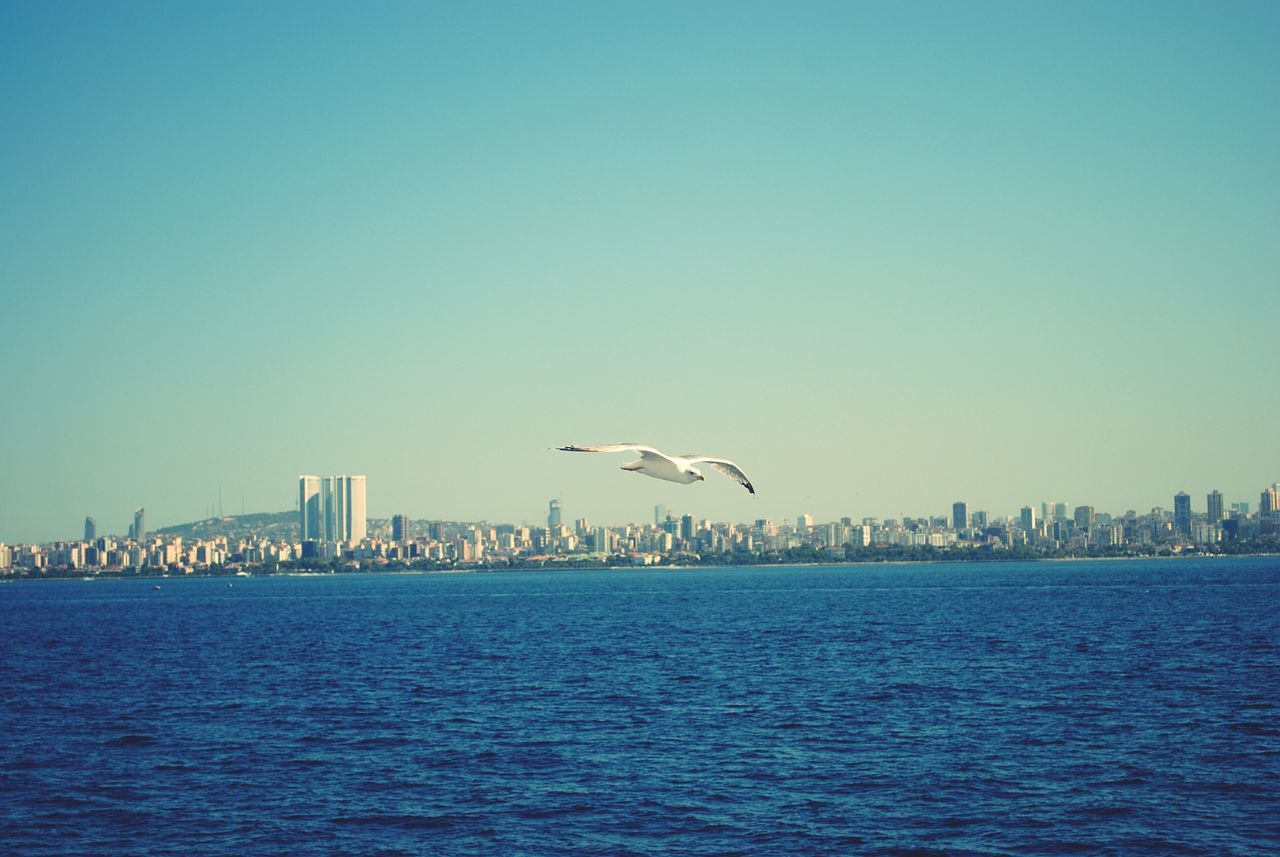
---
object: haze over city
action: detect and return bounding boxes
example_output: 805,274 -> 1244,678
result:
3,2 -> 1277,544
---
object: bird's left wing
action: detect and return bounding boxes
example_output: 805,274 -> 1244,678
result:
557,443 -> 660,455
683,456 -> 755,494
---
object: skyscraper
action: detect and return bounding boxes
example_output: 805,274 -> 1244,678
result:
133,508 -> 146,543
952,501 -> 968,530
315,475 -> 367,544
681,514 -> 696,542
1020,506 -> 1036,534
84,516 -> 96,542
299,475 -> 322,541
1053,502 -> 1069,522
548,499 -> 562,528
322,476 -> 343,542
392,514 -> 410,542
1073,505 -> 1094,533
348,476 -> 367,543
1260,483 -> 1280,518
1206,490 -> 1224,524
1174,491 -> 1192,535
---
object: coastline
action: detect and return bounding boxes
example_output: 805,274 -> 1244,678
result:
6,551 -> 1279,584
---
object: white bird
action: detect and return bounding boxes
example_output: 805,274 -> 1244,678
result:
556,443 -> 755,494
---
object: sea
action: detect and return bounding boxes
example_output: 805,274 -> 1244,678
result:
1,557 -> 1277,856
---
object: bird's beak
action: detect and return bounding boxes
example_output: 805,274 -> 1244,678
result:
698,475 -> 705,481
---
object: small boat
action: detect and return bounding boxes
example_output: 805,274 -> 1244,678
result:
152,585 -> 161,591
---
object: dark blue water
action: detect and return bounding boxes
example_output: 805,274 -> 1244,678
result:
2,558 -> 1278,855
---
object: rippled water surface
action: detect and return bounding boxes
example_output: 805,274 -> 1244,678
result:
3,558 -> 1278,855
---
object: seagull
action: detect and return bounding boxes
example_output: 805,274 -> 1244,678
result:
557,443 -> 755,494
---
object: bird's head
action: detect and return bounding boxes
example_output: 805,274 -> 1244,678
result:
692,469 -> 705,482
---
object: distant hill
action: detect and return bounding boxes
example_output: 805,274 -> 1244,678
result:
156,511 -> 298,541
154,511 -> 401,542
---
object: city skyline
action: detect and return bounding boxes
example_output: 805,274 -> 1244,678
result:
12,480 -> 1278,547
3,3 -> 1277,544
6,479 -> 1276,574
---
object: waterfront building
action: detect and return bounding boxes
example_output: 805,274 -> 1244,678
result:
84,516 -> 96,542
548,499 -> 562,528
1206,490 -> 1223,524
133,508 -> 146,543
593,527 -> 611,553
318,475 -> 367,544
321,477 -> 342,542
681,514 -> 696,542
1261,484 -> 1280,518
1073,505 -> 1094,534
392,514 -> 410,542
299,476 -> 322,541
1262,484 -> 1280,534
1174,491 -> 1192,535
346,476 -> 367,543
952,502 -> 968,530
1020,506 -> 1036,534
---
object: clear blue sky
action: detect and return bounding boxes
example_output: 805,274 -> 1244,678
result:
2,1 -> 1277,543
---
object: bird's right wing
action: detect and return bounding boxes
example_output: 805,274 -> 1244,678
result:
683,456 -> 756,494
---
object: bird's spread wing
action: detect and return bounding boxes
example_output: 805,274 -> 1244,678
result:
557,443 -> 668,461
683,456 -> 755,494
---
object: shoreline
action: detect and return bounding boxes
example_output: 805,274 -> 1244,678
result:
4,551 -> 1279,584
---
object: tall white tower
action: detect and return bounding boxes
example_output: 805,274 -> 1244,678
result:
348,475 -> 367,543
319,475 -> 367,544
299,475 -> 322,541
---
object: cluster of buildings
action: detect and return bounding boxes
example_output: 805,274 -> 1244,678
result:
2,479 -> 1277,575
298,474 -> 367,555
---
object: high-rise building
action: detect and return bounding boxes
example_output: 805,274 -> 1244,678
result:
1260,483 -> 1280,518
548,499 -> 562,528
593,527 -> 611,553
1073,505 -> 1094,533
84,516 -> 96,542
1174,491 -> 1192,535
971,511 -> 988,528
1020,506 -> 1036,533
952,502 -> 968,530
299,475 -> 322,541
322,477 -> 342,542
348,476 -> 367,543
392,514 -> 410,542
1054,502 -> 1069,522
798,514 -> 814,528
317,475 -> 367,544
681,514 -> 696,542
133,508 -> 146,543
1206,490 -> 1224,524
654,505 -> 667,527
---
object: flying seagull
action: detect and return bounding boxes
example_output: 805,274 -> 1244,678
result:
557,443 -> 755,494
